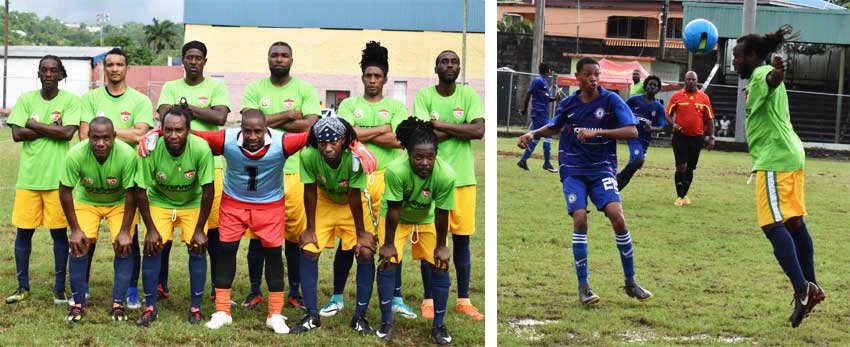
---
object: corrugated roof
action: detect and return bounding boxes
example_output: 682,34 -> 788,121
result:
184,0 -> 485,33
684,2 -> 850,44
505,0 -> 844,10
0,46 -> 112,59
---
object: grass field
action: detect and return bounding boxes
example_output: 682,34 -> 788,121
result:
497,137 -> 850,346
0,128 -> 484,346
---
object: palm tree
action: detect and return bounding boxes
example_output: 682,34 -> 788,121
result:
144,18 -> 178,54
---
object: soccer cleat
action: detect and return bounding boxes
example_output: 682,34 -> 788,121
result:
682,196 -> 691,205
431,325 -> 453,345
376,322 -> 393,341
265,314 -> 289,334
319,298 -> 344,317
206,311 -> 232,329
624,280 -> 653,302
456,302 -> 485,320
189,308 -> 204,324
790,282 -> 826,328
290,314 -> 321,334
517,160 -> 529,171
126,287 -> 142,309
135,306 -> 158,328
54,291 -> 69,305
673,198 -> 686,206
543,163 -> 558,173
421,301 -> 435,320
392,300 -> 418,319
5,288 -> 30,304
111,304 -> 128,322
66,305 -> 85,323
287,295 -> 306,311
241,292 -> 264,309
578,284 -> 600,305
157,284 -> 171,299
350,315 -> 375,335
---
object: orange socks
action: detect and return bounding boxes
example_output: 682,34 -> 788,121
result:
215,288 -> 232,315
268,291 -> 284,318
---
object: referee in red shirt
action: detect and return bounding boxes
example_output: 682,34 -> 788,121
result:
665,71 -> 715,206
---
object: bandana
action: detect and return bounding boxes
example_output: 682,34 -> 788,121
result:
312,117 -> 346,142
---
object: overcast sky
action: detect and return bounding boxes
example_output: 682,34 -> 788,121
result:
10,0 -> 184,25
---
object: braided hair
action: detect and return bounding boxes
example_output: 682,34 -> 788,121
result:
736,25 -> 799,61
395,117 -> 437,152
163,97 -> 193,129
360,41 -> 389,75
38,55 -> 68,80
306,117 -> 358,148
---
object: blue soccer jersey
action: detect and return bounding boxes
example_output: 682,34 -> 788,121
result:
528,76 -> 551,115
626,95 -> 666,146
549,86 -> 637,177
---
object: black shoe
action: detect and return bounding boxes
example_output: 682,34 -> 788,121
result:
578,283 -> 600,305
790,282 -> 825,328
431,325 -> 453,345
111,304 -> 128,322
376,321 -> 392,341
517,160 -> 529,171
188,309 -> 203,324
136,306 -> 158,328
542,163 -> 557,172
66,305 -> 85,323
350,315 -> 374,335
624,279 -> 653,302
290,313 -> 320,334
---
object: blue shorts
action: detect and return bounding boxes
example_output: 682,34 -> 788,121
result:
530,111 -> 549,131
627,139 -> 649,162
562,174 -> 621,214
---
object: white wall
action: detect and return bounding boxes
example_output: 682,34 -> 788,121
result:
0,58 -> 92,109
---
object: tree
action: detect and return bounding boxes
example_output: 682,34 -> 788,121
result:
143,18 -> 179,54
497,16 -> 533,34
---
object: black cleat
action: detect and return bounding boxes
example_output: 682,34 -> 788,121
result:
431,325 -> 453,345
350,315 -> 375,335
188,309 -> 204,324
624,279 -> 653,302
111,304 -> 128,322
790,282 -> 825,328
136,306 -> 158,328
376,321 -> 393,341
543,163 -> 558,172
578,283 -> 600,305
290,313 -> 320,334
66,305 -> 85,323
517,160 -> 529,171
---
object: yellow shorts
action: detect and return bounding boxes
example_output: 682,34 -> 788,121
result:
302,192 -> 357,253
361,169 -> 384,233
755,170 -> 807,227
284,173 -> 306,244
377,216 -> 436,265
74,202 -> 139,242
146,205 -> 209,244
12,189 -> 67,229
208,168 -> 223,229
449,185 -> 477,236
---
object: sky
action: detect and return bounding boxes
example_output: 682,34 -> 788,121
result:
10,0 -> 184,25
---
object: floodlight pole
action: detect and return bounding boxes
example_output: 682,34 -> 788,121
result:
734,0 -> 756,142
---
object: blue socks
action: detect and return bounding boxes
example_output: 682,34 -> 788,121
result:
542,138 -> 552,166
377,267 -> 395,323
284,240 -> 301,298
69,253 -> 88,306
247,238 -> 264,294
50,228 -> 69,294
615,230 -> 635,280
112,254 -> 132,305
764,225 -> 807,293
130,227 -> 141,288
430,264 -> 450,328
14,228 -> 34,289
572,231 -> 588,286
393,261 -> 403,298
158,241 -> 172,291
299,254 -> 319,316
790,222 -> 816,283
333,245 -> 354,295
188,249 -> 207,310
354,259 -> 375,319
453,234 -> 471,299
142,252 -> 163,309
420,260 -> 433,299
520,138 -> 540,162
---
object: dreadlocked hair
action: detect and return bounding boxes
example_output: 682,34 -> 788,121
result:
360,41 -> 389,75
39,55 -> 68,79
306,117 -> 358,148
164,97 -> 193,129
737,25 -> 799,60
395,116 -> 437,152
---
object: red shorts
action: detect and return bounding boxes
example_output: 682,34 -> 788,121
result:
219,203 -> 285,248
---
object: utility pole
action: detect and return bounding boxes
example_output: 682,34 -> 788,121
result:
462,0 -> 467,84
658,0 -> 669,59
96,11 -> 110,46
734,0 -> 756,143
531,0 -> 545,73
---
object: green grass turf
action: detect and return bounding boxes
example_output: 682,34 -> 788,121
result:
0,128 -> 484,346
497,137 -> 850,346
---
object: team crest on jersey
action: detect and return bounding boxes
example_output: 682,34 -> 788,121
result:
184,170 -> 196,179
284,99 -> 295,109
339,179 -> 349,188
453,107 -> 464,119
106,176 -> 117,186
319,175 -> 327,184
567,193 -> 577,204
354,109 -> 364,119
82,177 -> 94,186
51,111 -> 61,121
156,172 -> 167,182
120,111 -> 131,122
96,111 -> 105,118
430,111 -> 440,120
378,109 -> 389,119
30,113 -> 39,120
594,108 -> 605,119
260,97 -> 271,108
651,111 -> 656,117
198,96 -> 209,106
421,188 -> 431,198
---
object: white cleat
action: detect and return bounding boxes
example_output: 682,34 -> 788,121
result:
205,311 -> 232,329
319,300 -> 344,317
266,314 -> 289,334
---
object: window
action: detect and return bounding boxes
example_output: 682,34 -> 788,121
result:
503,13 -> 523,22
607,16 -> 647,39
666,18 -> 683,39
393,81 -> 407,106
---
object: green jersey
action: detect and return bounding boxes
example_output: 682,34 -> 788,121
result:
300,146 -> 366,204
380,156 -> 455,224
413,85 -> 484,187
80,87 -> 154,135
60,139 -> 137,206
158,78 -> 232,168
136,134 -> 215,209
240,77 -> 321,174
338,96 -> 407,170
745,65 -> 805,171
7,89 -> 81,190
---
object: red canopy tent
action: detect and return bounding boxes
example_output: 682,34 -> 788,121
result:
556,58 -> 679,92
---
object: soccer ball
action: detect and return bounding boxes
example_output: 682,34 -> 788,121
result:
683,19 -> 718,54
